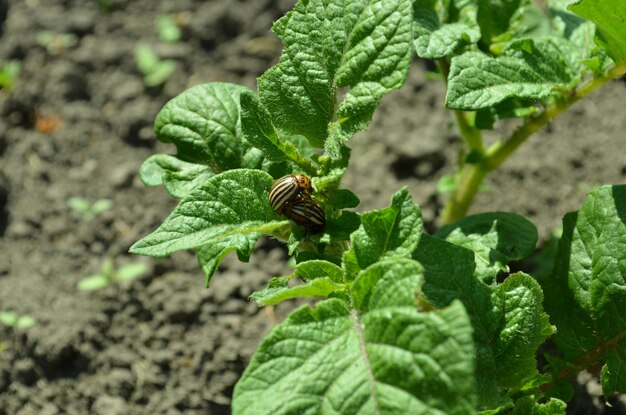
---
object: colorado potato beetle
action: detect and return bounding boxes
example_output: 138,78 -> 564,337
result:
283,195 -> 326,232
268,174 -> 312,211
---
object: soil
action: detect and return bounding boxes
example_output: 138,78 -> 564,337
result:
0,1 -> 624,414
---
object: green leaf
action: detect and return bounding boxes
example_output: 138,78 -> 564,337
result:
130,169 -> 283,257
67,197 -> 90,213
197,233 -> 261,287
414,234 -> 554,407
437,173 -> 459,194
101,258 -> 114,278
234,259 -> 476,415
0,312 -> 18,327
15,316 -> 37,330
139,154 -> 215,199
313,166 -> 348,191
350,260 -> 423,310
510,396 -> 566,415
491,273 -> 555,388
144,60 -> 176,87
251,260 -> 346,305
240,90 -> 317,175
78,275 -> 110,291
569,0 -> 626,64
112,262 -> 148,282
342,188 -> 422,278
323,211 -> 361,244
446,38 -> 576,110
413,0 -> 480,59
436,212 -> 538,284
549,0 -> 595,57
91,199 -> 113,214
538,185 -> 626,395
476,0 -> 529,47
293,260 -> 345,283
259,0 -> 413,149
251,277 -> 343,306
154,83 -> 252,169
155,15 -> 181,43
323,189 -> 358,211
474,97 -> 540,128
0,60 -> 21,91
135,44 -> 159,74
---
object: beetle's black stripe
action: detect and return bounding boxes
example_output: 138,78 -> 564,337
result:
269,178 -> 298,210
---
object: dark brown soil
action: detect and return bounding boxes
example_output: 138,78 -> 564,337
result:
0,1 -> 624,414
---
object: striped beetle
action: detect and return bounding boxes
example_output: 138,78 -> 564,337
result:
269,174 -> 325,232
268,174 -> 312,212
282,195 -> 326,232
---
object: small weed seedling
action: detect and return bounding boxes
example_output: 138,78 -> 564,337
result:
131,0 -> 626,413
77,258 -> 148,291
67,197 -> 113,220
0,60 -> 20,91
36,31 -> 78,55
155,15 -> 182,43
98,0 -> 114,13
135,44 -> 176,87
0,311 -> 36,330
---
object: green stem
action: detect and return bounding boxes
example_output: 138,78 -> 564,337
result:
540,329 -> 626,395
453,110 -> 484,154
437,59 -> 485,154
441,61 -> 626,225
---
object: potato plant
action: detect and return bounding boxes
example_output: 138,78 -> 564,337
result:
131,0 -> 626,413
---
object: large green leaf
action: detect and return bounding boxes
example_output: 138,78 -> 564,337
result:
233,259 -> 476,415
436,212 -> 538,284
342,188 -> 422,278
569,0 -> 626,64
414,234 -> 554,407
259,0 -> 413,151
446,38 -> 576,110
139,154 -> 214,199
240,90 -> 317,175
130,169 -> 284,257
538,185 -> 626,395
154,83 -> 252,169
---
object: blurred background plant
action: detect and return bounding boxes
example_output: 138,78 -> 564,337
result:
36,31 -> 78,55
135,43 -> 176,87
155,14 -> 182,43
77,258 -> 148,291
0,60 -> 19,91
67,197 -> 113,221
0,311 -> 36,330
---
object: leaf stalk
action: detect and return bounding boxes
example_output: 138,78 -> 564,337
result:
441,60 -> 626,225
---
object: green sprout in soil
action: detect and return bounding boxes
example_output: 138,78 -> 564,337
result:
0,312 -> 36,330
130,0 -> 626,413
67,197 -> 113,220
135,44 -> 176,87
155,15 -> 182,43
0,60 -> 20,91
36,31 -> 78,55
77,258 -> 148,291
98,0 -> 114,13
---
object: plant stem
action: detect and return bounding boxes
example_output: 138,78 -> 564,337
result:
436,59 -> 485,154
540,329 -> 626,395
441,61 -> 626,225
453,110 -> 484,154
